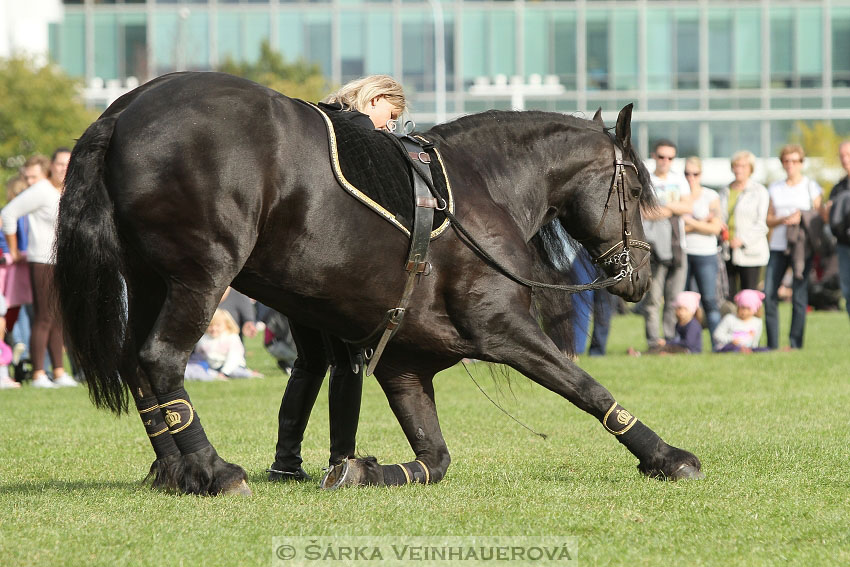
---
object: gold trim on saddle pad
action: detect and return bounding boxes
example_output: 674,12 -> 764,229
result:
308,102 -> 454,240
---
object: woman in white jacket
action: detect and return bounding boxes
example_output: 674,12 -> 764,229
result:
1,150 -> 76,388
725,151 -> 770,297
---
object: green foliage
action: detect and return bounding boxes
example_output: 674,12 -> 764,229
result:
1,306 -> 849,565
792,121 -> 847,165
218,41 -> 330,102
0,56 -> 97,191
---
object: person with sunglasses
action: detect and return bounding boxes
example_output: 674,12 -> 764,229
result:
764,144 -> 822,350
638,139 -> 692,349
682,156 -> 723,346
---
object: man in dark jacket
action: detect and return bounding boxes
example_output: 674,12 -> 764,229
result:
829,140 -> 850,320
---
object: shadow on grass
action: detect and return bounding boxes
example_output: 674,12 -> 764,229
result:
0,478 -> 150,495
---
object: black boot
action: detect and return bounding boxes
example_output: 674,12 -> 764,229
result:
328,363 -> 363,466
268,367 -> 324,481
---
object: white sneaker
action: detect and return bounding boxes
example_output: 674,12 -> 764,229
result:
52,374 -> 79,387
0,375 -> 21,389
31,375 -> 56,388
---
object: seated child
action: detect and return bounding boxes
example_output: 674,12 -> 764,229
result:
185,309 -> 263,381
630,291 -> 703,355
713,289 -> 766,353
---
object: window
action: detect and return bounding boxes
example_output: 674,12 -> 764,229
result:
832,9 -> 850,87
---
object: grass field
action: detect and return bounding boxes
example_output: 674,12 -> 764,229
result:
1,305 -> 849,566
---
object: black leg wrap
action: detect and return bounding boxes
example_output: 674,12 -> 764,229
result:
136,396 -> 180,459
602,402 -> 661,463
380,460 -> 431,486
158,388 -> 210,455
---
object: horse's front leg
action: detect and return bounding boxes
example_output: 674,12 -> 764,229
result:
321,358 -> 450,489
487,316 -> 703,481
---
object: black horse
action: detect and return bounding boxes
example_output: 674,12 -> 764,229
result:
56,72 -> 702,496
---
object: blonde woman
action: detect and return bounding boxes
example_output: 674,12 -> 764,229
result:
270,76 -> 409,482
319,74 -> 407,131
724,150 -> 770,297
682,156 -> 723,339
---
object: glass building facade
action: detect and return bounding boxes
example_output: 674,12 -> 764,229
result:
51,0 -> 850,158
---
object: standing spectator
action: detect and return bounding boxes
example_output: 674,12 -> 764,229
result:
639,139 -> 692,347
827,140 -> 850,321
0,150 -> 75,387
723,151 -> 770,298
572,249 -> 615,357
2,175 -> 33,365
682,157 -> 722,342
764,144 -> 823,350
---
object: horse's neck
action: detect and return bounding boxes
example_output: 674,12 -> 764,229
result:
435,114 -> 593,241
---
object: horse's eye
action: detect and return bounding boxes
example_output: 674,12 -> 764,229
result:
630,186 -> 642,199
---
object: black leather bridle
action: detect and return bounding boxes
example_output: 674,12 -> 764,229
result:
587,141 -> 651,283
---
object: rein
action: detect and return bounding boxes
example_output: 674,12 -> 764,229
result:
440,138 -> 649,294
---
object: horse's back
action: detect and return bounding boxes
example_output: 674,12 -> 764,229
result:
101,73 -> 329,275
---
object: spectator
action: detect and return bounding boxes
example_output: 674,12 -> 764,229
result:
682,157 -> 723,343
714,289 -> 767,353
186,309 -> 262,380
0,292 -> 16,388
639,139 -> 692,348
764,144 -> 823,350
572,249 -> 615,356
219,287 -> 258,342
722,151 -> 770,298
629,291 -> 703,355
827,140 -> 850,321
2,174 -> 33,366
1,150 -> 75,387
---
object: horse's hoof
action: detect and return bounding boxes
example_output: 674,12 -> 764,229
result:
221,479 -> 252,496
320,458 -> 369,489
671,463 -> 704,481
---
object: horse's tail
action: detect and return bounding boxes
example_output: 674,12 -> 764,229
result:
56,114 -> 130,414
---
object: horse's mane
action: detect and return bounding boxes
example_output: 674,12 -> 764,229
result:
429,110 -> 655,356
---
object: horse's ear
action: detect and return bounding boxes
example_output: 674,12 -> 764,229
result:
592,107 -> 603,124
615,104 -> 633,149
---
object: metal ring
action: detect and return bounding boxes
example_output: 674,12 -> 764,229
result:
434,197 -> 447,211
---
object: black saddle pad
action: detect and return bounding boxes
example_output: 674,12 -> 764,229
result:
307,102 -> 452,237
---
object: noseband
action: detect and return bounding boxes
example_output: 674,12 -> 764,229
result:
588,140 -> 651,282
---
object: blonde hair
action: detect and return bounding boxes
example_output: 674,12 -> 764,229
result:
210,309 -> 240,335
5,174 -> 28,200
684,156 -> 702,172
323,75 -> 407,115
779,144 -> 805,161
730,150 -> 756,174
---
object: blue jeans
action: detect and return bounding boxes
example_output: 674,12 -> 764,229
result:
686,253 -> 721,339
764,250 -> 812,349
837,243 -> 850,320
572,252 -> 614,355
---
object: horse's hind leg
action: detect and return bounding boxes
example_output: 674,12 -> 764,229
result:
122,265 -> 184,490
138,280 -> 249,496
322,358 -> 449,488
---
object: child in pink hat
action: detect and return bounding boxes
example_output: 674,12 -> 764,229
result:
713,289 -> 767,353
630,291 -> 704,355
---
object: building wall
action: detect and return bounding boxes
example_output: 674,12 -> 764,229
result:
48,0 -> 850,159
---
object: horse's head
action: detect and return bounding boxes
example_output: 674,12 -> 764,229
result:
559,105 -> 655,302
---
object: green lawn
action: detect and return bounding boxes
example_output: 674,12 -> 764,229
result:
1,305 -> 848,566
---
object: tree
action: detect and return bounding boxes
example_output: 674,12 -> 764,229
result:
0,56 -> 97,192
217,41 -> 329,102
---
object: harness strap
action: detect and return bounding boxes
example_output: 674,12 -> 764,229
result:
363,136 -> 437,376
